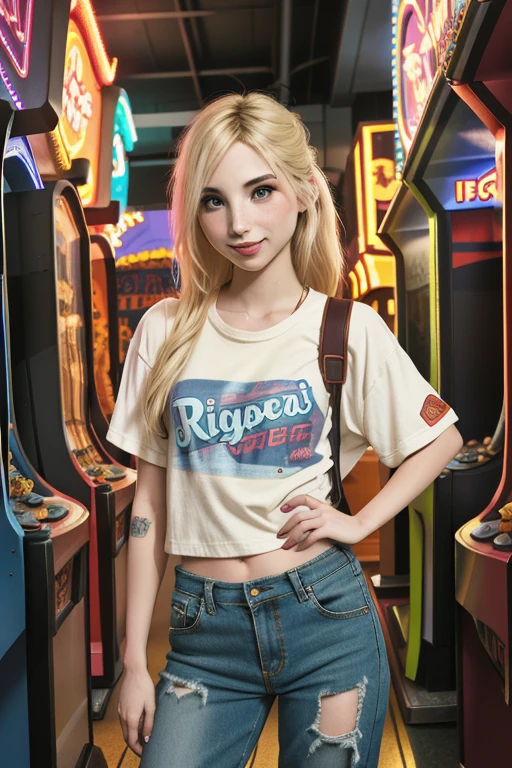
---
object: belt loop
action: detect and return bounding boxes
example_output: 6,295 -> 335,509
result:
287,568 -> 310,603
203,579 -> 216,615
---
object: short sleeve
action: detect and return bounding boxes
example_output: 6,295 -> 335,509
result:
338,303 -> 459,472
106,303 -> 172,468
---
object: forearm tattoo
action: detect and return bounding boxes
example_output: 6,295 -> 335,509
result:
130,516 -> 152,537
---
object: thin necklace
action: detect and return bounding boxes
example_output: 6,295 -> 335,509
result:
292,284 -> 309,314
217,285 -> 309,318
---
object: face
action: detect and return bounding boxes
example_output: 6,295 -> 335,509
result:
197,141 -> 305,270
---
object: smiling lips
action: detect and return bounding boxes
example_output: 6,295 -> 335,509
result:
229,239 -> 264,255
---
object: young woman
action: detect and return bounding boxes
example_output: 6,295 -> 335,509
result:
107,92 -> 463,767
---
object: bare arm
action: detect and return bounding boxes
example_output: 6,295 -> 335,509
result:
123,457 -> 168,672
355,424 -> 464,538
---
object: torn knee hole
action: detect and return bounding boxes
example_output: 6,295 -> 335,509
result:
158,671 -> 209,705
173,685 -> 193,698
308,676 -> 368,763
319,688 -> 359,736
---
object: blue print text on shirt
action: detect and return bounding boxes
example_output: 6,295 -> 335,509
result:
170,378 -> 325,478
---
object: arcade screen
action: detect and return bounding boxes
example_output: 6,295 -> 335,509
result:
91,243 -> 115,421
55,196 -> 103,469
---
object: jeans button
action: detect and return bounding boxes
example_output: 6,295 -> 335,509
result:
250,588 -> 260,596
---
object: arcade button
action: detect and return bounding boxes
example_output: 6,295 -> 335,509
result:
85,466 -> 104,477
13,510 -> 43,530
44,505 -> 69,522
470,519 -> 501,542
25,493 -> 45,507
492,532 -> 512,551
102,466 -> 126,481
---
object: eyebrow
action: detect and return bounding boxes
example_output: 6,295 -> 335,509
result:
201,174 -> 277,195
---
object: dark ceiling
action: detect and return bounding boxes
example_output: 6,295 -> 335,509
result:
94,0 -> 393,206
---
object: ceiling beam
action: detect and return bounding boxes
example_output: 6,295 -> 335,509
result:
330,0 -> 371,107
173,0 -> 203,105
97,5 -> 274,22
121,66 -> 273,80
133,111 -> 198,128
131,103 -> 324,130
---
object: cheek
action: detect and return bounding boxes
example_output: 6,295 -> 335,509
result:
198,212 -> 225,245
261,196 -> 298,230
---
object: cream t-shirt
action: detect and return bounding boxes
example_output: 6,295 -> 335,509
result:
106,287 -> 458,557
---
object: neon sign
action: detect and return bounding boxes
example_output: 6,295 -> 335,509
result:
354,123 -> 399,254
455,168 -> 497,205
111,91 -> 137,217
393,0 -> 468,172
62,33 -> 93,154
0,0 -> 34,78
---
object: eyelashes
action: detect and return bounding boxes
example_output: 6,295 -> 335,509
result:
200,185 -> 277,211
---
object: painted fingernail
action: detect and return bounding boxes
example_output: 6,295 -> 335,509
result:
144,735 -> 151,743
281,504 -> 292,511
282,540 -> 295,549
276,532 -> 286,538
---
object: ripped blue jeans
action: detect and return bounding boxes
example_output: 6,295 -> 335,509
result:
140,543 -> 390,767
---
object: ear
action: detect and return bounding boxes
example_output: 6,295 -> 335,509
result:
298,175 -> 320,212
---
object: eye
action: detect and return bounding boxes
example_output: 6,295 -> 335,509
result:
253,186 -> 275,200
201,196 -> 223,211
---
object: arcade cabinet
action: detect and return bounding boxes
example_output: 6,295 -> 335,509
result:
377,0 -> 504,723
7,0 -> 136,719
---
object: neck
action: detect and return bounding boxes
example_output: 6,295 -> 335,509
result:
218,255 -> 305,317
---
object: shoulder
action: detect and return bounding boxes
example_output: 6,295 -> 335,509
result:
343,301 -> 400,397
133,297 -> 180,367
347,301 -> 398,355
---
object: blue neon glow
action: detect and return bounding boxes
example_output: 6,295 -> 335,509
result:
4,136 -> 43,190
111,89 -> 137,217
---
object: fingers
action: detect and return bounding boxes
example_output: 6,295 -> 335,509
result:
280,494 -> 322,512
295,527 -> 326,551
277,508 -> 322,537
142,708 -> 155,746
126,715 -> 144,757
280,516 -> 324,550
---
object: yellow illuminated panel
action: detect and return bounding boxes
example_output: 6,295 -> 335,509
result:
364,254 -> 396,291
360,124 -> 400,252
354,260 -> 368,294
387,298 -> 395,316
354,141 -> 365,255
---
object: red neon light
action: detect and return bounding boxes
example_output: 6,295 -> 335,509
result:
0,0 -> 34,77
71,0 -> 117,86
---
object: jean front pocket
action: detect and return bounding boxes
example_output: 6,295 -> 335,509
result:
169,589 -> 204,635
305,563 -> 370,620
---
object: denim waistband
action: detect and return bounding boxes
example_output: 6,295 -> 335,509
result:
174,542 -> 361,614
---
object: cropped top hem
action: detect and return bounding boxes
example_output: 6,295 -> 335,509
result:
106,427 -> 167,468
165,537 -> 304,558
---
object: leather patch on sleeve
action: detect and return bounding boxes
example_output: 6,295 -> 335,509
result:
420,395 -> 450,426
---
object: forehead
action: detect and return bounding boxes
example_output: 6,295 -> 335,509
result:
206,141 -> 277,186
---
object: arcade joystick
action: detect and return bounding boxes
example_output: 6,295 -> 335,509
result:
470,519 -> 501,541
492,502 -> 512,550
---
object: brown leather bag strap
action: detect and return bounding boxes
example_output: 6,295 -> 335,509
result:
319,297 -> 353,385
319,297 -> 354,514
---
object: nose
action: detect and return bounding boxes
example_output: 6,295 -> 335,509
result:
228,202 -> 251,238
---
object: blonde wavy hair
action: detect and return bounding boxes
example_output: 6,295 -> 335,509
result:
145,91 -> 345,437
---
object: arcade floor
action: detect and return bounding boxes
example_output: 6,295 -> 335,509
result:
93,563 -> 459,768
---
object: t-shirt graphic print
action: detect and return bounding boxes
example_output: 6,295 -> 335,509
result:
106,287 -> 459,556
171,377 -> 325,478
